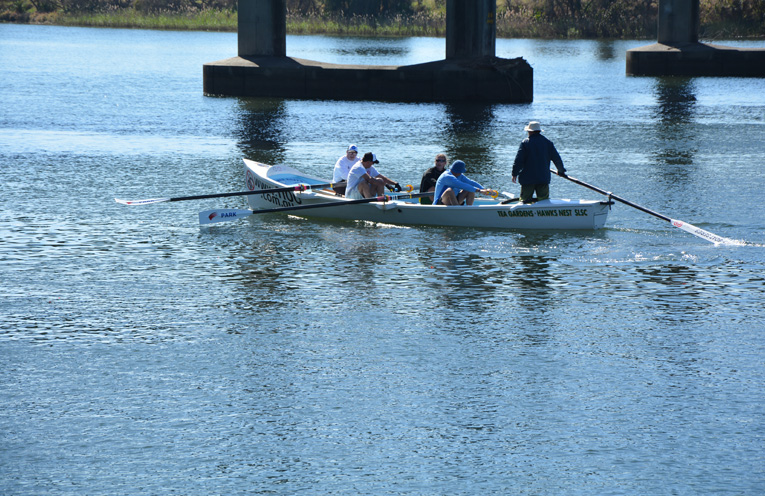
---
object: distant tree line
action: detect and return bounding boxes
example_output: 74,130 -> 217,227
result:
4,0 -> 763,39
299,0 -> 416,15
21,0 -> 421,14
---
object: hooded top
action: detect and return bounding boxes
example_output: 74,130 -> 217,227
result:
433,163 -> 483,204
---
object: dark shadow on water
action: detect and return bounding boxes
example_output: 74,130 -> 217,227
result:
514,255 -> 555,292
209,229 -> 300,314
650,77 -> 698,185
634,264 -> 708,320
654,77 -> 697,128
425,251 -> 501,312
441,103 -> 498,176
331,46 -> 408,58
212,210 -> 610,319
234,98 -> 289,166
595,40 -> 616,61
322,35 -> 412,60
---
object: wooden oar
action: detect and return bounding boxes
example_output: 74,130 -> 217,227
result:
552,169 -> 737,245
115,182 -> 344,206
199,192 -> 432,225
117,183 -> 414,206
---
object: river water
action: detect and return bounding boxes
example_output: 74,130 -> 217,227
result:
1,24 -> 764,495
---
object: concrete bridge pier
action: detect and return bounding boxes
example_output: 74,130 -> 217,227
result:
237,0 -> 285,57
446,0 -> 495,59
203,0 -> 533,103
626,0 -> 765,77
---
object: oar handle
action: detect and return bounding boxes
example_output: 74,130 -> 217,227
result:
389,191 -> 432,200
551,169 -> 670,222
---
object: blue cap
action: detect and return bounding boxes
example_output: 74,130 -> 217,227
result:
450,160 -> 466,174
347,144 -> 358,152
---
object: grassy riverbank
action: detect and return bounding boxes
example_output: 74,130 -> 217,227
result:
2,5 -> 763,40
30,8 -> 238,31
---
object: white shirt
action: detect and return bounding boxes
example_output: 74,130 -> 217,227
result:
345,163 -> 379,196
333,155 -> 360,183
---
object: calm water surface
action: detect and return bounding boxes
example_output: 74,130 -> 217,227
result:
1,24 -> 764,495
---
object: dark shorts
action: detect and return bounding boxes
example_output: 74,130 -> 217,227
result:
520,183 -> 549,203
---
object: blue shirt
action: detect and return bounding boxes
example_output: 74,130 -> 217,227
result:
511,133 -> 565,185
433,171 -> 484,205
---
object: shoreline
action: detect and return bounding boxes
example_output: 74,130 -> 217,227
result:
2,10 -> 763,40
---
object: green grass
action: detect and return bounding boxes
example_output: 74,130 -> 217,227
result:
286,12 -> 446,37
3,6 -> 763,39
53,8 -> 236,31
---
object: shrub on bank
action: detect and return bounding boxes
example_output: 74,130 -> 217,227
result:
1,0 -> 763,39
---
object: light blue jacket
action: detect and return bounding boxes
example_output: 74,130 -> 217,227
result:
433,171 -> 483,205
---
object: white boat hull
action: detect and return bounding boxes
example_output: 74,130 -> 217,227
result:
243,159 -> 610,230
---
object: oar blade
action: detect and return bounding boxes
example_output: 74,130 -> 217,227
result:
199,209 -> 253,225
115,197 -> 171,205
552,168 -> 740,245
670,219 -> 738,245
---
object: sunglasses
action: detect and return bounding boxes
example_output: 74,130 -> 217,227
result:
435,159 -> 446,163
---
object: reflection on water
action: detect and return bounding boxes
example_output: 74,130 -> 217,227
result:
231,239 -> 300,312
331,46 -> 408,59
634,264 -> 710,321
442,103 -> 498,174
428,251 -> 502,312
654,77 -> 697,126
595,40 -> 616,61
334,236 -> 387,286
515,254 -> 556,293
235,98 -> 289,165
651,78 -> 698,186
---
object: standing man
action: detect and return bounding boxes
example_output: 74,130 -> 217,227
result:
332,144 -> 360,195
433,160 -> 493,206
512,121 -> 567,203
345,152 -> 401,200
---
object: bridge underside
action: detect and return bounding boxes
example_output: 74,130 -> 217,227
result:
627,42 -> 765,77
203,56 -> 533,103
627,0 -> 765,77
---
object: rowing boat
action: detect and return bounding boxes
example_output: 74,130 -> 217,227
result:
243,159 -> 612,230
116,159 -> 734,242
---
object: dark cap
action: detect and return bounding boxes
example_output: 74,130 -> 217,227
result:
363,152 -> 379,164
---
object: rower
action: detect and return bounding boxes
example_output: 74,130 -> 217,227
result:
345,152 -> 401,200
332,144 -> 360,196
419,153 -> 447,204
433,160 -> 493,206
